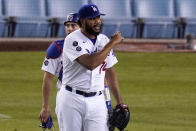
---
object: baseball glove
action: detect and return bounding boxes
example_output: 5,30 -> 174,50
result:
109,104 -> 130,131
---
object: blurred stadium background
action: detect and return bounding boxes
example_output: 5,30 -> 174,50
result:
0,0 -> 196,131
1,0 -> 196,51
0,0 -> 196,39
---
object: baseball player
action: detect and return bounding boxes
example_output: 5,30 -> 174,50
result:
56,4 -> 128,131
39,13 -> 79,124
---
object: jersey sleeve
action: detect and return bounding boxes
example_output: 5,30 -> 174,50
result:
41,41 -> 62,75
63,36 -> 88,62
41,57 -> 59,75
97,34 -> 110,51
105,49 -> 118,68
99,35 -> 118,68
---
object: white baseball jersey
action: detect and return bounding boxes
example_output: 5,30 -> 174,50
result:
41,40 -> 64,91
62,29 -> 118,92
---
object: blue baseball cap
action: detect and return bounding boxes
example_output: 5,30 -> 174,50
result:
78,4 -> 105,19
64,13 -> 78,25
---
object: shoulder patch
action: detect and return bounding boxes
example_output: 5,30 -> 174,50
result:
46,40 -> 64,59
73,41 -> 78,46
76,46 -> 82,51
44,60 -> 49,66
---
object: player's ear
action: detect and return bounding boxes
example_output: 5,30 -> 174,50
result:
79,19 -> 85,27
77,19 -> 82,27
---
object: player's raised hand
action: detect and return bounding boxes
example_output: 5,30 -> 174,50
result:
40,107 -> 51,123
110,31 -> 124,45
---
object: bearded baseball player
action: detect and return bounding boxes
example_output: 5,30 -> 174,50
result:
56,3 -> 129,131
39,13 -> 79,127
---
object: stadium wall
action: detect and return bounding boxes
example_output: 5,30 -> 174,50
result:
0,38 -> 195,52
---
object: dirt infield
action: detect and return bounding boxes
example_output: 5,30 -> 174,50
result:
0,38 -> 196,52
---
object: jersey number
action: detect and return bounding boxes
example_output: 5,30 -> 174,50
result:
99,61 -> 107,74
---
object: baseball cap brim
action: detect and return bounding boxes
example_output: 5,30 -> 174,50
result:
86,13 -> 105,19
64,21 -> 77,25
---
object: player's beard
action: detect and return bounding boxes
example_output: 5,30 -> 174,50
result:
85,22 -> 102,36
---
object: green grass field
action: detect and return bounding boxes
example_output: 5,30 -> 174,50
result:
0,51 -> 196,131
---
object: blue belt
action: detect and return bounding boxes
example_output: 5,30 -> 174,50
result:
65,85 -> 102,97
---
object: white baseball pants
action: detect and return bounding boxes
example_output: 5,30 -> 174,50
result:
56,87 -> 109,131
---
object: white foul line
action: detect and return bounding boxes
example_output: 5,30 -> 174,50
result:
0,113 -> 11,119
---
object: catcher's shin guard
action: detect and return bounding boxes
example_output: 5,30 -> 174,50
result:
40,116 -> 54,131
